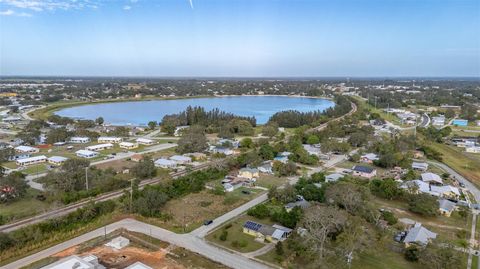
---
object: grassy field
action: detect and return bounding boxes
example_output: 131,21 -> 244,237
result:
206,214 -> 267,253
142,187 -> 264,233
255,174 -> 287,189
1,188 -> 53,222
426,141 -> 480,187
352,251 -> 424,269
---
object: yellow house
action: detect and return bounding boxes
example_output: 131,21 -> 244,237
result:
119,142 -> 138,150
238,168 -> 259,180
243,221 -> 292,243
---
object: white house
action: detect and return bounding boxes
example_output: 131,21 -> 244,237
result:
360,153 -> 379,163
303,144 -> 322,157
432,116 -> 445,126
421,172 -> 443,185
154,158 -> 177,168
69,136 -> 90,144
75,149 -> 99,158
15,145 -> 39,154
136,138 -> 155,145
119,141 -> 138,150
412,162 -> 428,171
169,155 -> 192,164
466,146 -> 480,154
16,155 -> 47,166
86,143 -> 114,151
47,156 -> 68,166
98,136 -> 122,143
325,173 -> 344,183
40,255 -> 100,269
403,223 -> 437,247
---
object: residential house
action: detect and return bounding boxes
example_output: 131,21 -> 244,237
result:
360,153 -> 379,164
325,173 -> 344,183
136,138 -> 155,145
16,155 -> 47,166
421,172 -> 443,185
40,254 -> 104,269
86,143 -> 114,151
403,223 -> 437,247
47,156 -> 68,166
466,146 -> 480,154
243,221 -> 292,242
69,136 -> 91,144
15,145 -> 39,154
119,141 -> 138,150
238,168 -> 259,180
303,144 -> 322,157
8,153 -> 31,161
352,165 -> 377,179
97,136 -> 122,143
412,162 -> 428,171
430,185 -> 460,199
438,199 -> 457,217
75,149 -> 99,159
432,116 -> 445,126
258,161 -> 273,174
154,158 -> 177,168
211,146 -> 234,156
274,156 -> 289,164
285,200 -> 311,212
169,155 -> 192,164
130,154 -> 144,162
174,126 -> 189,136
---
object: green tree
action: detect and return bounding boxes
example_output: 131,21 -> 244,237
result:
408,194 -> 438,217
306,135 -> 320,145
133,188 -> 168,217
240,138 -> 254,149
95,117 -> 104,125
131,156 -> 156,179
0,172 -> 28,203
148,121 -> 157,130
176,125 -> 208,154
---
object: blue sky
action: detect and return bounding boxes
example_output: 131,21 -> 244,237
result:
0,0 -> 479,77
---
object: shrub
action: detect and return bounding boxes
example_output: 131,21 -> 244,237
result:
220,230 -> 228,241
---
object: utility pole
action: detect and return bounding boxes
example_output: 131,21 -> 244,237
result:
130,178 -> 134,213
85,167 -> 89,191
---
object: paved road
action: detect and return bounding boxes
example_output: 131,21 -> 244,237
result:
191,193 -> 268,237
426,160 -> 480,202
311,101 -> 357,132
1,218 -> 271,269
0,160 -> 212,233
419,113 -> 430,128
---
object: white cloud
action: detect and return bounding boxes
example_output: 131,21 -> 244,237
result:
123,5 -> 131,10
0,0 -> 100,12
0,9 -> 31,16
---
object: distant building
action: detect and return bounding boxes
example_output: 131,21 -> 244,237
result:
16,155 -> 47,166
130,154 -> 144,162
15,145 -> 39,154
86,143 -> 114,151
136,138 -> 155,145
285,200 -> 311,212
325,173 -> 344,183
238,167 -> 259,180
70,136 -> 91,144
360,153 -> 379,164
169,155 -> 192,164
47,156 -> 68,166
119,141 -> 138,150
352,165 -> 377,179
258,161 -> 273,174
98,136 -> 122,143
431,116 -> 445,126
412,162 -> 428,171
154,158 -> 176,168
76,149 -> 99,159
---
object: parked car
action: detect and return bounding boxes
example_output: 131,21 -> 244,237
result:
203,220 -> 213,226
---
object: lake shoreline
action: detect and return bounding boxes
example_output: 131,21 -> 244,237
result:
34,94 -> 334,126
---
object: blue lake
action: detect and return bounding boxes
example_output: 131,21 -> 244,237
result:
55,96 -> 335,125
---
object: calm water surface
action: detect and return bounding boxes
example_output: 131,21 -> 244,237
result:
56,96 -> 335,125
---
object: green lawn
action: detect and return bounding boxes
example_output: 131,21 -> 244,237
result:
206,214 -> 268,253
352,251 -> 423,269
1,188 -> 53,222
255,174 -> 287,189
